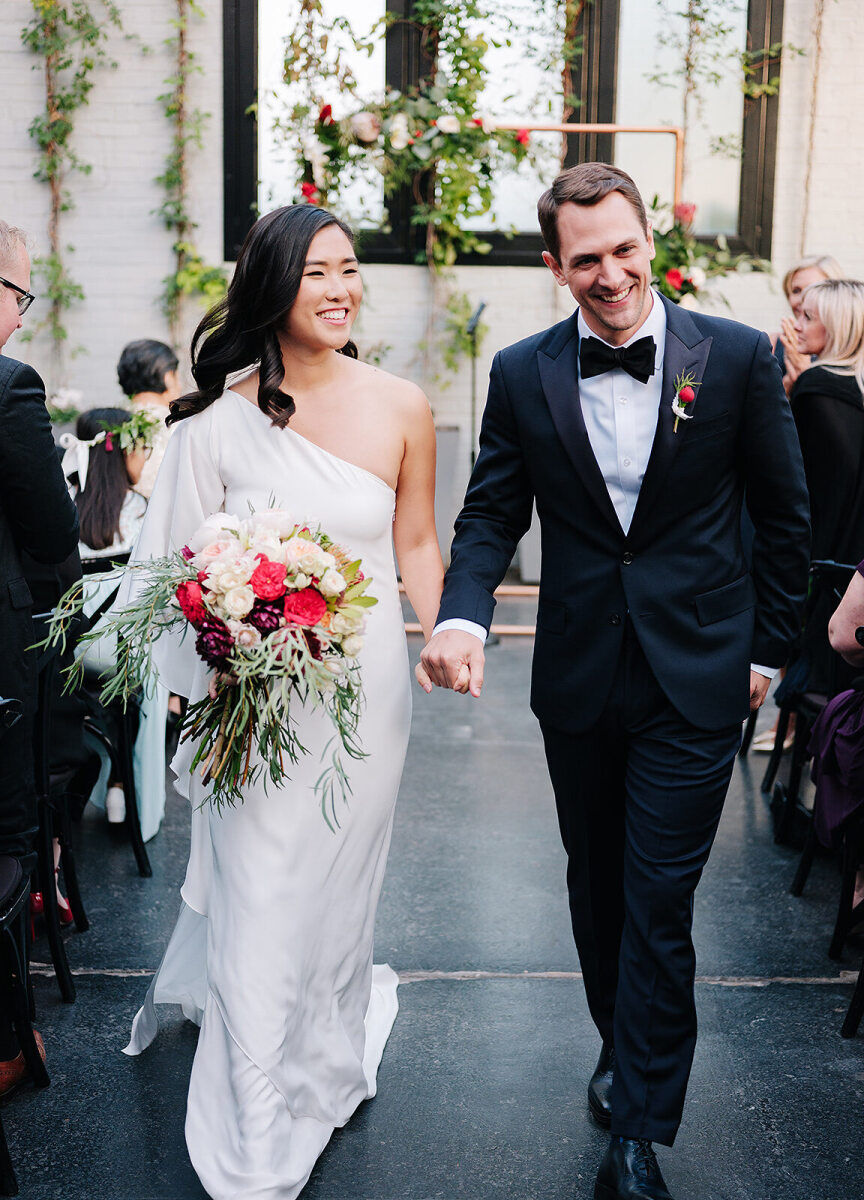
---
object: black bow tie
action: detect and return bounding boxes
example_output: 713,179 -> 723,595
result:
579,335 -> 656,385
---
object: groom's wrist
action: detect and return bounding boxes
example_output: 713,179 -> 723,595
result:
432,618 -> 488,644
750,662 -> 778,681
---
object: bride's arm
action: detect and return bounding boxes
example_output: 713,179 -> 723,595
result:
392,390 -> 444,643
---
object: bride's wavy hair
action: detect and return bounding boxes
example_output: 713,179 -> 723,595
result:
168,205 -> 358,428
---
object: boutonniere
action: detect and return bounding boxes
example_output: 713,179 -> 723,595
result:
671,371 -> 700,433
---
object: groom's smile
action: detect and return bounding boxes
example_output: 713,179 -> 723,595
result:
542,191 -> 656,346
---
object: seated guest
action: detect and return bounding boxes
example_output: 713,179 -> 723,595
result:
774,254 -> 844,391
61,409 -> 168,840
116,338 -> 181,499
806,567 -> 864,910
0,219 -> 79,1096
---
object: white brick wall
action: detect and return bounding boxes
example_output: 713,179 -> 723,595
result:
1,0 -> 861,518
0,0 -> 223,402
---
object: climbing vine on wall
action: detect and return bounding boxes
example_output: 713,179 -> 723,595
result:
156,0 -> 226,347
21,0 -> 123,384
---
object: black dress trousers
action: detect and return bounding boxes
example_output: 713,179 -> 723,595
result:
541,620 -> 741,1146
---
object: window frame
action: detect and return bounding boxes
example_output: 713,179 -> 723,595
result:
223,0 -> 784,264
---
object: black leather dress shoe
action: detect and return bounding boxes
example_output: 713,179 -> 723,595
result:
594,1137 -> 673,1199
587,1043 -> 614,1128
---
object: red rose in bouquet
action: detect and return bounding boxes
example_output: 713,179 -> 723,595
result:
251,557 -> 287,602
283,587 -> 327,628
176,580 -> 208,628
665,268 -> 684,291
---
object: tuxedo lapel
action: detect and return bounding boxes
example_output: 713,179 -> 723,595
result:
628,299 -> 713,543
537,320 -> 624,536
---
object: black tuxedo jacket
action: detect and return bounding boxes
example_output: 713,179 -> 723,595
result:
437,296 -> 811,733
0,355 -> 79,712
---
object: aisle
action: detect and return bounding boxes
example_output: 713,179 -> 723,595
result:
8,622 -> 863,1199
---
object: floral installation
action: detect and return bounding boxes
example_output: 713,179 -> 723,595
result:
650,199 -> 769,305
671,370 -> 700,433
42,509 -> 377,826
297,92 -> 530,268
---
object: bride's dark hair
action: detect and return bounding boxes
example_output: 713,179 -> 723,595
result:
168,204 -> 358,427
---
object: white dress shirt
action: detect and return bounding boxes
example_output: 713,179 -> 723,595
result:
434,291 -> 774,680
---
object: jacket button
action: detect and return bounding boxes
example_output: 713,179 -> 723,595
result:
622,552 -> 633,565
610,613 -> 622,626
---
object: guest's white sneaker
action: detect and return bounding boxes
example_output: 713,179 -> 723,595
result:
106,786 -> 126,823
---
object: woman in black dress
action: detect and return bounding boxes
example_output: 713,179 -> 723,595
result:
790,278 -> 864,693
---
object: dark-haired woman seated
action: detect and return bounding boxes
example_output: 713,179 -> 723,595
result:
120,204 -> 445,1200
60,408 -> 167,840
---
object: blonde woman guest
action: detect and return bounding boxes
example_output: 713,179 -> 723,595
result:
774,254 -> 844,393
786,279 -> 864,703
117,339 -> 182,499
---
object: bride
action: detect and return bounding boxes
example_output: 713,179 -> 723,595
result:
121,204 -> 445,1198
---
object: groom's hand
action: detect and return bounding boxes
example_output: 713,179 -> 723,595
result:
749,670 -> 771,711
416,630 -> 485,697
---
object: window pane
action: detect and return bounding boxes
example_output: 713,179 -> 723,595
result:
258,0 -> 386,224
614,0 -> 748,235
460,3 -> 565,233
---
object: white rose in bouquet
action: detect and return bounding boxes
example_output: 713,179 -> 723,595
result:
221,585 -> 256,620
341,634 -> 364,657
187,515 -> 240,554
227,620 -> 262,649
318,568 -> 347,598
331,609 -> 364,635
687,265 -> 707,289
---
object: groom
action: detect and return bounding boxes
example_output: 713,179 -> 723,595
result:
417,164 -> 810,1199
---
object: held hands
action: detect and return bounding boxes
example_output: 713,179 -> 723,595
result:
415,630 -> 485,698
749,670 -> 771,711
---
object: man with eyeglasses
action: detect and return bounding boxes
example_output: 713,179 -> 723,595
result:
0,219 -> 78,1098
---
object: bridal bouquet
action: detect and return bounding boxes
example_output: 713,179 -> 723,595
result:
46,510 -> 377,825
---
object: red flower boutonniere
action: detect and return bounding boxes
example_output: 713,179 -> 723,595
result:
671,370 -> 700,433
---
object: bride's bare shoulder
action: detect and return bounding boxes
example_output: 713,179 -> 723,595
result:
348,357 -> 431,416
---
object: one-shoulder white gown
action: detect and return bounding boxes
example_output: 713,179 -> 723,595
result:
122,389 -> 411,1199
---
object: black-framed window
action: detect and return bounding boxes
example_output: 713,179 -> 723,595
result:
224,0 -> 783,263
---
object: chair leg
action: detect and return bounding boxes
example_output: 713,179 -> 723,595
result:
761,705 -> 791,793
841,954 -> 864,1038
119,706 -> 152,879
0,1108 -> 18,1196
829,836 -> 857,961
36,802 -> 75,1004
785,711 -> 812,809
791,818 -> 820,896
3,915 -> 48,1089
738,710 -> 758,758
55,804 -> 89,934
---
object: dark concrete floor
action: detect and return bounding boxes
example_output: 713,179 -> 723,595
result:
6,603 -> 864,1199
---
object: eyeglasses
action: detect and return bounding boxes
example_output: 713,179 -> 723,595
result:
0,276 -> 35,315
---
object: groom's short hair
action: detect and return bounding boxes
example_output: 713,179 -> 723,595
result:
537,163 -> 648,262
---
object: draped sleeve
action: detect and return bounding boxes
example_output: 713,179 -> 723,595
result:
118,404 -> 226,698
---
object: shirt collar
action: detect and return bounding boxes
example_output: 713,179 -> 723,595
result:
577,288 -> 666,372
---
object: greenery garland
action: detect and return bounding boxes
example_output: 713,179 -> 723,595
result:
21,0 -> 123,385
156,0 -> 226,347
